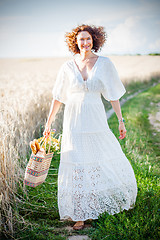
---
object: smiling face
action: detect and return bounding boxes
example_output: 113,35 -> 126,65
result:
76,31 -> 93,53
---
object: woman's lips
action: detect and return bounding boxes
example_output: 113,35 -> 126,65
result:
83,46 -> 90,49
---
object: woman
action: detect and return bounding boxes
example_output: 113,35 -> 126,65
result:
43,24 -> 137,230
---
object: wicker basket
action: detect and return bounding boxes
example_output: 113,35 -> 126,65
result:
24,137 -> 54,187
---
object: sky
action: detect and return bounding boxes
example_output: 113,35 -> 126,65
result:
0,0 -> 160,58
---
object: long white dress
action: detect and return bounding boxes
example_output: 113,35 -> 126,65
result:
52,56 -> 137,221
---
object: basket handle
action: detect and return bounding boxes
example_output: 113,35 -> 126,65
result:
48,135 -> 51,153
39,135 -> 51,154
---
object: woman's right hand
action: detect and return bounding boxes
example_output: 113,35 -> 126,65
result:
43,125 -> 51,139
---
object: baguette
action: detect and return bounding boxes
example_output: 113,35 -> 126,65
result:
35,139 -> 41,152
30,140 -> 37,155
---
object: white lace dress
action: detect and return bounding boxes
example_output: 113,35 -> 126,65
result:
52,56 -> 137,221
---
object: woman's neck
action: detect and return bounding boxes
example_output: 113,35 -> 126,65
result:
79,51 -> 95,61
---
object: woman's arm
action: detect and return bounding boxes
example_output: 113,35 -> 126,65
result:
43,99 -> 62,138
110,100 -> 126,139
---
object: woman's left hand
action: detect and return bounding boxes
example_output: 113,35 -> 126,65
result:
119,122 -> 127,139
43,125 -> 51,139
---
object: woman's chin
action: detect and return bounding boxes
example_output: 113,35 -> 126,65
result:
81,48 -> 91,53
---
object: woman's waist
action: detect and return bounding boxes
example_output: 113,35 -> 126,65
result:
66,91 -> 102,104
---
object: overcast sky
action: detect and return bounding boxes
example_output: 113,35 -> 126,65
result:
0,0 -> 160,58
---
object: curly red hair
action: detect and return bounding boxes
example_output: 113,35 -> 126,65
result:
65,24 -> 107,54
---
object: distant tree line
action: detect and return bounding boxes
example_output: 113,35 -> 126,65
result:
148,53 -> 160,56
135,53 -> 160,56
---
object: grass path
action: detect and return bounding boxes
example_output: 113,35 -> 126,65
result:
13,83 -> 160,240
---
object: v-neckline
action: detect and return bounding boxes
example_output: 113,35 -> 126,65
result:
73,56 -> 100,82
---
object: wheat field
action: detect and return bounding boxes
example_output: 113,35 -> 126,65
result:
0,55 -> 160,236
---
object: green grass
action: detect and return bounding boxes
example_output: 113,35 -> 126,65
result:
89,83 -> 160,240
12,83 -> 160,240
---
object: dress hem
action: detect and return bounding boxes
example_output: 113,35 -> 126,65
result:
59,203 -> 136,222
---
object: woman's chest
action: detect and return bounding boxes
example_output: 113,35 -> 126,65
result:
73,59 -> 99,81
66,61 -> 104,93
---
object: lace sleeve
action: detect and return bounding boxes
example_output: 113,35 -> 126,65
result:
101,58 -> 126,101
52,63 -> 69,104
